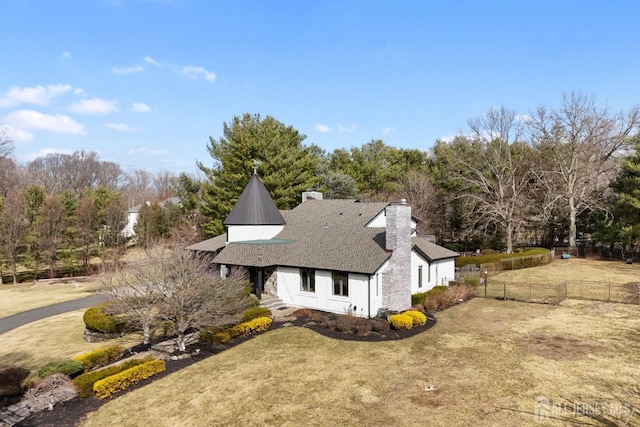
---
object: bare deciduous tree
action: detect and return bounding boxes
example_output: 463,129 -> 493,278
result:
35,195 -> 68,278
101,244 -> 254,350
529,92 -> 639,247
0,193 -> 29,283
435,107 -> 534,253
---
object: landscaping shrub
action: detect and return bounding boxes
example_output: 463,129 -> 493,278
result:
292,308 -> 312,319
0,366 -> 30,398
389,314 -> 413,330
403,310 -> 427,326
412,292 -> 427,306
37,360 -> 83,378
200,317 -> 272,345
93,360 -> 166,399
423,284 -> 476,312
334,316 -> 358,333
83,303 -> 127,334
371,319 -> 390,333
353,317 -> 372,335
242,306 -> 272,322
312,313 -> 329,327
73,345 -> 125,371
74,357 -> 153,398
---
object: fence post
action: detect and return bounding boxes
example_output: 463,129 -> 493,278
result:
608,284 -> 611,302
529,284 -> 532,302
484,282 -> 487,298
503,283 -> 507,300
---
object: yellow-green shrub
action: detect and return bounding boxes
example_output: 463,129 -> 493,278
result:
83,303 -> 127,334
389,314 -> 413,330
242,307 -> 272,322
201,317 -> 272,345
403,310 -> 427,326
73,345 -> 124,371
93,359 -> 166,399
74,357 -> 154,398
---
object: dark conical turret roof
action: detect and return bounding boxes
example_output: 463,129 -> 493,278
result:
224,173 -> 286,226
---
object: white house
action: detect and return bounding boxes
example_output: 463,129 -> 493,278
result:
187,173 -> 459,317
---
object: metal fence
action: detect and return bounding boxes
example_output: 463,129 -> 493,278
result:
475,281 -> 640,305
456,250 -> 555,281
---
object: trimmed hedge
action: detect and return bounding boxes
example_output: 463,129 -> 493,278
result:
455,247 -> 550,267
37,360 -> 83,378
200,316 -> 273,345
73,345 -> 125,371
389,313 -> 413,330
74,357 -> 153,398
93,359 -> 166,399
412,286 -> 449,306
242,307 -> 272,322
403,310 -> 427,326
83,303 -> 127,334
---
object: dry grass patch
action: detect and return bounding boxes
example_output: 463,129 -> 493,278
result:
0,278 -> 99,318
0,309 -> 141,371
81,298 -> 640,426
491,257 -> 640,285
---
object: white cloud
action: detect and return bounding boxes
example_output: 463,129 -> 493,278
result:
69,98 -> 118,114
20,148 -> 74,162
337,123 -> 357,133
131,102 -> 151,113
0,84 -> 72,107
60,51 -> 71,60
144,56 -> 159,66
127,147 -> 168,156
439,134 -> 456,143
2,125 -> 33,142
106,123 -> 140,132
112,65 -> 144,74
181,66 -> 216,82
314,124 -> 331,133
73,88 -> 86,96
382,127 -> 393,135
3,110 -> 85,134
516,114 -> 532,123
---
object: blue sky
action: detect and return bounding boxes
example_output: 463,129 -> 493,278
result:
1,0 -> 639,175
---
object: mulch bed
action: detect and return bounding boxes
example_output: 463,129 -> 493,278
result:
16,311 -> 437,427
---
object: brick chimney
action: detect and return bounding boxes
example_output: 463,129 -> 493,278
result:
383,199 -> 412,311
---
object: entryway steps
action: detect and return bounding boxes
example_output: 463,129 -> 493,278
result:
259,294 -> 288,311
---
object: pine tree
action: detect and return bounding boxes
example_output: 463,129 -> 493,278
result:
197,113 -> 320,235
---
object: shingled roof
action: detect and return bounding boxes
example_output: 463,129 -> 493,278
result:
211,200 -> 390,274
224,173 -> 285,226
412,237 -> 460,261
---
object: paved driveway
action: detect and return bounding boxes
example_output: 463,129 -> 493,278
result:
0,294 -> 106,334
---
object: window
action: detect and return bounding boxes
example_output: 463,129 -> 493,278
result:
332,271 -> 349,296
418,266 -> 423,288
300,268 -> 315,292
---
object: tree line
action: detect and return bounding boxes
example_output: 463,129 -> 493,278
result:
1,90 -> 639,283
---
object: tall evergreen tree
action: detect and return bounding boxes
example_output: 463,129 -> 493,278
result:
197,113 -> 320,235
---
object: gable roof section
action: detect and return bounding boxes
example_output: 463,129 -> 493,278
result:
224,173 -> 285,226
186,234 -> 227,252
412,237 -> 460,261
215,199 -> 392,274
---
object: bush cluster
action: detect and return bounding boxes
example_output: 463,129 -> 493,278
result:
412,286 -> 449,306
83,303 -> 127,334
93,359 -> 166,399
73,345 -> 125,371
74,357 -> 153,398
0,366 -> 30,398
201,316 -> 273,345
389,313 -> 413,330
37,360 -> 83,378
403,310 -> 427,326
423,284 -> 476,312
242,306 -> 272,322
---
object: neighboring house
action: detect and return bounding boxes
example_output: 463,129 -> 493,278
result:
122,197 -> 181,239
187,174 -> 459,317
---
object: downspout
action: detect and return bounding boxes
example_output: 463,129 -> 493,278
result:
368,275 -> 371,318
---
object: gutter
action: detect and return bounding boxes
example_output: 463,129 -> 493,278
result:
368,275 -> 371,318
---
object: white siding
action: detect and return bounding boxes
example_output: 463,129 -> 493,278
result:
410,250 -> 457,293
123,211 -> 138,238
276,267 -> 374,317
226,225 -> 284,243
366,209 -> 417,234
